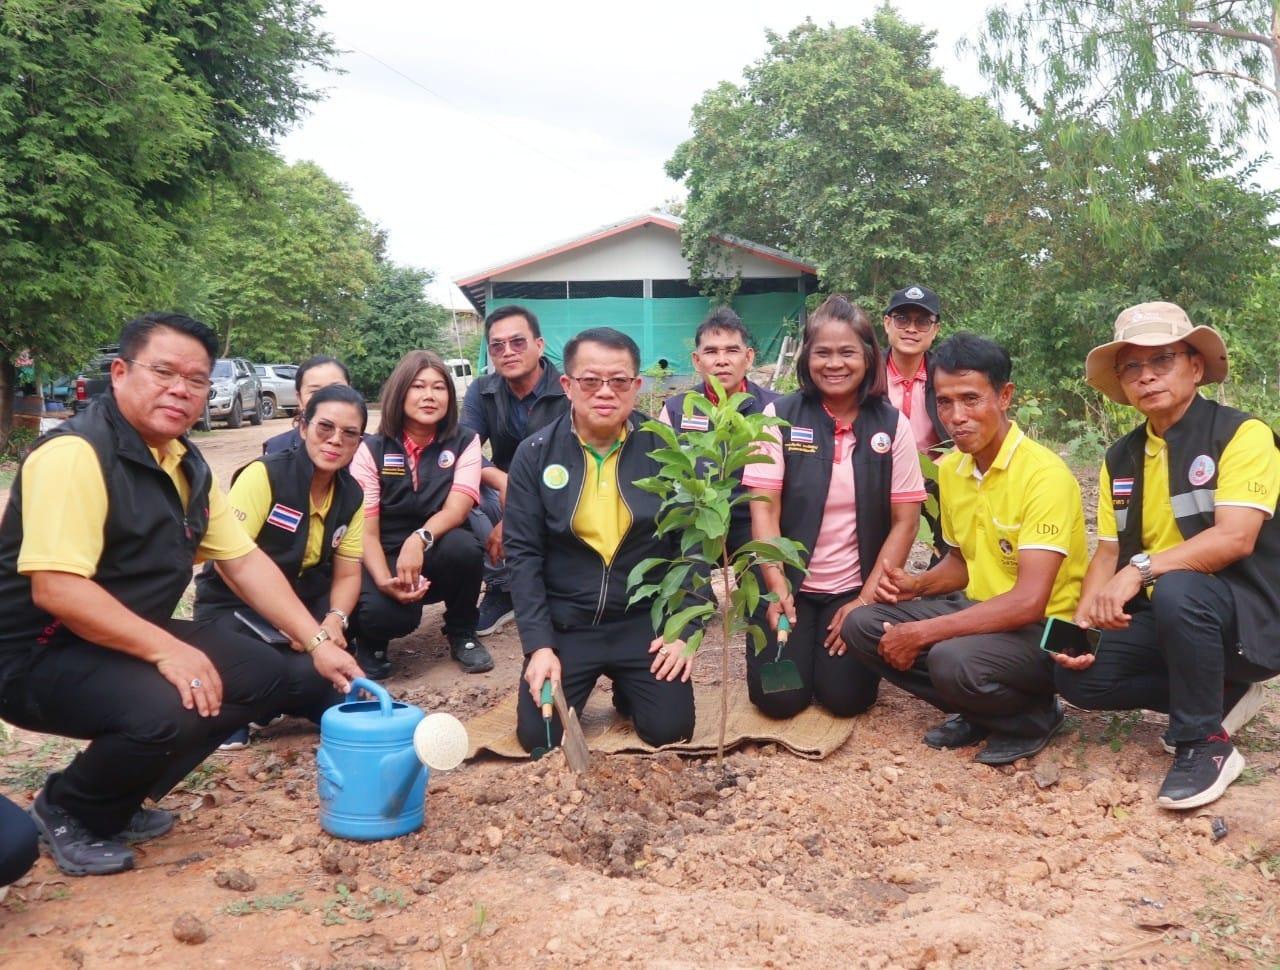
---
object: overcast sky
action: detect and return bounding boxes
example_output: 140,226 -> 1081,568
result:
278,1 -> 1000,308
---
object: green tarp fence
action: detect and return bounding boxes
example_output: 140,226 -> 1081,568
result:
482,293 -> 803,373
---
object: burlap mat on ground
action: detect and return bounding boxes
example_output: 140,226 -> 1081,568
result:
464,683 -> 855,761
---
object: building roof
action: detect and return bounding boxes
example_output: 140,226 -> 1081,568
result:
455,213 -> 816,315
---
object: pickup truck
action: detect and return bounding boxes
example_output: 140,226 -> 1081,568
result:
207,357 -> 264,428
71,348 -> 117,412
253,363 -> 299,420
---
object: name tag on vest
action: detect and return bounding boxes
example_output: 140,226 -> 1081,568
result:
382,453 -> 406,476
267,503 -> 304,533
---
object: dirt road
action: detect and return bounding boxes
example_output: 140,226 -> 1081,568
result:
1,418 -> 1277,968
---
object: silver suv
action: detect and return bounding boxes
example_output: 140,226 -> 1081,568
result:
204,357 -> 264,428
254,364 -> 299,420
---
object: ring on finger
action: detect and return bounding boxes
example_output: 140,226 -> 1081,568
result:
190,678 -> 203,689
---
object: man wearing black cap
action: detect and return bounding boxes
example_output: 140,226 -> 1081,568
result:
883,285 -> 949,560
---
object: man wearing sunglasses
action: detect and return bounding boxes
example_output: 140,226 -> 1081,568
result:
0,312 -> 361,876
460,306 -> 568,636
504,328 -> 698,751
1057,302 -> 1280,810
883,285 -> 950,563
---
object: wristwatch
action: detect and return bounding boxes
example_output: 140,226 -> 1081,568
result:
413,527 -> 434,551
1130,552 -> 1155,589
305,628 -> 331,654
325,608 -> 349,631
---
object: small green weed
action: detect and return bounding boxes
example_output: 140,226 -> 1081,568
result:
370,886 -> 409,910
473,901 -> 489,932
1236,766 -> 1265,786
0,736 -> 81,790
322,884 -> 374,925
224,891 -> 308,917
179,760 -> 225,792
1101,710 -> 1144,752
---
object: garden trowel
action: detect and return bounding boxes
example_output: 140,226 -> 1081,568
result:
551,682 -> 591,773
530,680 -> 555,760
759,615 -> 803,694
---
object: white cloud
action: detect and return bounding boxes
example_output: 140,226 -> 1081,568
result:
279,0 -> 995,308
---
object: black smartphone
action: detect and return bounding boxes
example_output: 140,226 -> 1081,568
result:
234,608 -> 290,646
1040,616 -> 1101,658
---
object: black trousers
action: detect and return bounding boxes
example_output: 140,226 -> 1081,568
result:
746,587 -> 880,719
843,595 -> 1059,737
0,619 -> 287,836
0,793 -> 38,886
357,527 -> 484,649
1056,570 -> 1280,743
515,612 -> 695,751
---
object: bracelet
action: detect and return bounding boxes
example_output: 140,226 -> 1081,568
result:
325,608 -> 349,631
305,628 -> 331,654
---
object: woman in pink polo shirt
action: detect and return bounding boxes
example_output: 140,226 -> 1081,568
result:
744,295 -> 925,718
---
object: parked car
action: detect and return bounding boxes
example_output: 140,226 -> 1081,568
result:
205,357 -> 264,428
444,357 -> 474,400
71,346 -> 119,412
253,364 -> 299,420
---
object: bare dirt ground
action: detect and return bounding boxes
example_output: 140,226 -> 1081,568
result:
2,418 -> 1279,969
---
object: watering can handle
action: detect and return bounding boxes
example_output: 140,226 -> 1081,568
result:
346,677 -> 394,717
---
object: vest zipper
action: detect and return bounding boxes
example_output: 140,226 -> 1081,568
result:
592,437 -> 635,626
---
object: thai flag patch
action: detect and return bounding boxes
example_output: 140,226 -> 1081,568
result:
266,503 -> 304,533
1112,477 -> 1134,497
681,414 -> 709,431
790,426 -> 814,444
382,453 -> 406,476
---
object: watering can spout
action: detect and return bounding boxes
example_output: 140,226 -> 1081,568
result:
379,745 -> 427,818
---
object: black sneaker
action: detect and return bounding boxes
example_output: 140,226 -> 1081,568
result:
1157,734 -> 1245,810
449,633 -> 494,673
476,588 -> 515,636
355,642 -> 392,680
116,806 -> 174,845
975,704 -> 1066,766
923,715 -> 990,750
218,726 -> 250,751
29,785 -> 134,876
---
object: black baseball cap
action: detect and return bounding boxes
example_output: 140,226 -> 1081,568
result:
885,285 -> 940,318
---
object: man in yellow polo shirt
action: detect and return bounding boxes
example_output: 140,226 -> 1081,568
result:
504,327 -> 698,751
843,333 -> 1087,765
0,312 -> 361,877
1056,302 -> 1280,810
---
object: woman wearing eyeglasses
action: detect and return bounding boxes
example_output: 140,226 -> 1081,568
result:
194,384 -> 370,748
349,350 -> 489,679
743,295 -> 926,719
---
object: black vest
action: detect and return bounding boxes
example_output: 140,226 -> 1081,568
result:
467,359 -> 568,472
770,392 -> 898,594
663,380 -> 780,541
1104,394 -> 1280,667
0,393 -> 212,687
194,447 -> 364,615
365,428 -> 476,554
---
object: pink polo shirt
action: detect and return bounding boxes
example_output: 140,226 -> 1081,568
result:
743,404 -> 926,593
351,433 -> 482,517
886,356 -> 940,453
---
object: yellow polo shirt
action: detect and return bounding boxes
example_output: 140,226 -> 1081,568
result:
571,427 -> 632,565
227,461 -> 363,574
939,423 -> 1087,621
17,435 -> 255,578
1097,418 -> 1279,551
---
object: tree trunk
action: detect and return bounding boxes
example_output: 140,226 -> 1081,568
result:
0,357 -> 14,450
221,322 -> 234,358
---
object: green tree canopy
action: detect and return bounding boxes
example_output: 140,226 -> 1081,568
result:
666,8 -> 1032,311
341,262 -> 451,398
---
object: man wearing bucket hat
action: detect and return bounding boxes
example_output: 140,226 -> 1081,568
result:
1056,301 -> 1280,810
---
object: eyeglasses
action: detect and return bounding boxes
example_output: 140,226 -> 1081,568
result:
888,312 -> 938,332
124,358 -> 213,393
1115,350 -> 1189,383
488,336 -> 530,355
568,375 -> 637,395
307,418 -> 363,444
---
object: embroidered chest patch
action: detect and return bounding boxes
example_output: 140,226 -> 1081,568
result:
267,503 -> 304,533
382,453 -> 406,477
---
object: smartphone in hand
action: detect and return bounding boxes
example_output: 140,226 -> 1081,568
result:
1040,616 -> 1102,659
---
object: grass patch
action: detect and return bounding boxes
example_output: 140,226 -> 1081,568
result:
0,467 -> 14,489
1101,710 -> 1144,752
322,884 -> 373,925
1236,766 -> 1266,786
178,760 -> 225,793
224,891 -> 308,917
0,736 -> 81,790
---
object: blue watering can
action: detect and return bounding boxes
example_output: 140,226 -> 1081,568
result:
317,677 -> 427,841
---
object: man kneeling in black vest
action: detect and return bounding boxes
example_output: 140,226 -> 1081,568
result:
1057,303 -> 1280,810
0,313 -> 361,876
505,328 -> 698,750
